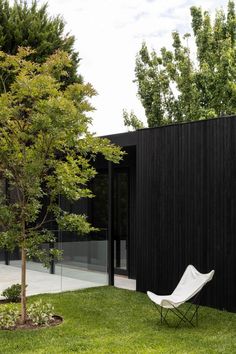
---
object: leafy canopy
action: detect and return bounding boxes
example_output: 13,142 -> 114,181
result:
128,0 -> 236,128
0,48 -> 123,265
0,0 -> 81,91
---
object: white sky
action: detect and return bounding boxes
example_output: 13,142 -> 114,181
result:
38,0 -> 229,135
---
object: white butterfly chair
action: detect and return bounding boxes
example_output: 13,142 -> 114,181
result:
147,265 -> 215,327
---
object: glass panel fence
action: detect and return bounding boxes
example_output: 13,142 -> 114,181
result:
2,229 -> 108,293
55,229 -> 108,291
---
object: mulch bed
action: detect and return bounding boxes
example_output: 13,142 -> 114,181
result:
2,315 -> 63,331
0,299 -> 63,330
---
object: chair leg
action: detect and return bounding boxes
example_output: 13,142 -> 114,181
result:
195,304 -> 199,326
173,307 -> 196,328
154,301 -> 200,328
153,293 -> 201,328
172,302 -> 200,328
155,304 -> 170,327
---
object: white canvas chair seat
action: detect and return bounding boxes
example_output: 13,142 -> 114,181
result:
147,265 -> 215,327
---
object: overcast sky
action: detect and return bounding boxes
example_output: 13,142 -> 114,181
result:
37,0 -> 229,136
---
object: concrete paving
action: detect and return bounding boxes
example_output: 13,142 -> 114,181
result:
114,275 -> 136,291
10,260 -> 108,285
0,263 -> 136,298
0,264 -> 102,298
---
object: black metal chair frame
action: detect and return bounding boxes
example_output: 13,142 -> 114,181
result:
153,291 -> 202,328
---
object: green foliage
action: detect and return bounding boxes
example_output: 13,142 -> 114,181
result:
0,304 -> 19,329
135,0 -> 236,127
28,300 -> 54,325
2,283 -> 22,302
0,0 -> 81,92
57,213 -> 98,234
0,48 -> 123,265
123,109 -> 144,131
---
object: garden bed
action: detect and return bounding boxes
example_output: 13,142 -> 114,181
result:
8,314 -> 63,331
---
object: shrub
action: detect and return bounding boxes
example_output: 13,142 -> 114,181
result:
28,300 -> 54,326
0,304 -> 19,329
2,284 -> 22,302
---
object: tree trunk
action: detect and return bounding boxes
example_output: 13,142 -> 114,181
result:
20,246 -> 27,324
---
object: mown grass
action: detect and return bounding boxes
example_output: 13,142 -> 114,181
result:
0,286 -> 235,353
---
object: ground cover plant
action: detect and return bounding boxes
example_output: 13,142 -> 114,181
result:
0,286 -> 235,354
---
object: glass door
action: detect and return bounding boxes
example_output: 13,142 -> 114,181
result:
114,170 -> 129,275
91,169 -> 129,276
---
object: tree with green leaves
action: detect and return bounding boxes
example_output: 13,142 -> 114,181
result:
127,0 -> 236,129
0,0 -> 81,91
0,48 -> 123,324
123,109 -> 144,131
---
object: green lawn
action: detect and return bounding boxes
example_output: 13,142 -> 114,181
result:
0,286 -> 235,354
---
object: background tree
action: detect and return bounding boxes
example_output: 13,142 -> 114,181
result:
0,0 -> 81,91
131,0 -> 236,128
0,48 -> 123,324
123,109 -> 144,131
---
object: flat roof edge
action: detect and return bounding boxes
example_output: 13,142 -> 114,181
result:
100,115 -> 236,146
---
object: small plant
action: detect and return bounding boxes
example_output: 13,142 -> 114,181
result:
0,304 -> 19,329
2,284 -> 22,302
28,300 -> 54,326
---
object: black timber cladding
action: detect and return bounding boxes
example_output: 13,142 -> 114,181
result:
106,116 -> 236,312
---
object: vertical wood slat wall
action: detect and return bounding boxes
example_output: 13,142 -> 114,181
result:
135,116 -> 236,311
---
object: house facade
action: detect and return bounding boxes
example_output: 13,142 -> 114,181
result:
87,115 -> 236,312
1,115 -> 236,311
